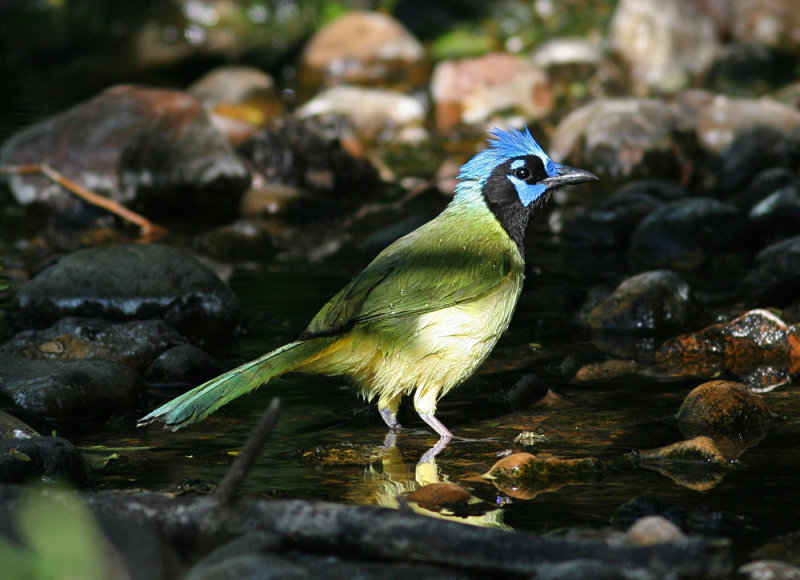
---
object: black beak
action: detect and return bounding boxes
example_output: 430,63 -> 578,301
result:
540,165 -> 598,190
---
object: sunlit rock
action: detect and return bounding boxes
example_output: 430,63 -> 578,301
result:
636,436 -> 729,491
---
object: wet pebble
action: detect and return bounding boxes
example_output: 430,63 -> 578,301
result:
703,42 -> 798,96
0,353 -> 145,424
0,436 -> 89,485
0,85 -> 250,221
676,380 -> 769,459
8,244 -> 240,345
585,270 -> 707,333
627,197 -> 753,271
636,436 -> 729,491
1,317 -> 186,371
625,515 -> 685,546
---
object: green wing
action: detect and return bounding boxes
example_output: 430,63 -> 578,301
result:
302,209 -> 523,338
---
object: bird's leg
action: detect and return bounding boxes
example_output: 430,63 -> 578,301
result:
378,392 -> 403,431
418,413 -> 453,440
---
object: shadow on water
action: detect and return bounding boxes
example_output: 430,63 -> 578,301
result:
69,260 -> 800,559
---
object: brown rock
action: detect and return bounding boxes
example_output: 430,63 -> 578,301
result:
676,380 -> 769,458
298,11 -> 427,92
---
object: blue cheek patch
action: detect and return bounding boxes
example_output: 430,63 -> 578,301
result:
508,175 -> 547,206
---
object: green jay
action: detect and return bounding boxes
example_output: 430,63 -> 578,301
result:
139,127 -> 597,441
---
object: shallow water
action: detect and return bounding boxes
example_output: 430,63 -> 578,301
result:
70,258 -> 800,560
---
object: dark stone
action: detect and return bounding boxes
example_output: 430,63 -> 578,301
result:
744,235 -> 800,306
728,167 -> 800,210
8,244 -> 240,344
506,374 -> 549,411
628,197 -> 754,271
145,344 -> 224,388
0,85 -> 250,222
748,184 -> 800,242
0,353 -> 145,424
560,190 -> 664,248
96,511 -> 181,580
716,126 -> 800,194
0,436 -> 89,485
585,270 -> 707,333
238,116 -> 380,218
1,317 -> 187,371
703,43 -> 798,97
194,219 -> 275,263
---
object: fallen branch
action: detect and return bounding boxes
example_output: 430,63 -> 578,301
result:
215,397 -> 281,505
0,163 -> 167,239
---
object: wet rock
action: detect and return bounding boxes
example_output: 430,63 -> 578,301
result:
431,53 -> 552,131
613,494 -> 745,538
0,85 -> 250,221
405,482 -> 498,521
732,0 -> 800,51
585,270 -> 707,333
627,197 -> 753,271
506,374 -> 550,411
8,244 -> 240,344
559,189 -> 665,248
194,219 -> 275,263
744,235 -> 800,306
188,65 -> 283,146
297,86 -> 426,142
731,166 -> 800,209
696,99 -> 800,160
656,309 -> 800,390
703,43 -> 798,97
239,117 -> 381,217
738,560 -> 800,580
1,317 -> 186,371
0,410 -> 39,440
625,516 -> 685,546
145,344 -> 224,389
485,452 -> 601,499
610,0 -> 719,94
549,98 -> 691,181
0,353 -> 145,424
748,182 -> 800,241
636,436 -> 729,491
0,436 -> 89,485
297,11 -> 427,93
676,380 -> 769,459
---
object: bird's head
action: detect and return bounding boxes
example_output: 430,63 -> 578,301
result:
458,127 -> 597,208
455,127 -> 597,249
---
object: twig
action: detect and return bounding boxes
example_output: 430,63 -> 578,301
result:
215,398 -> 281,506
0,163 -> 167,239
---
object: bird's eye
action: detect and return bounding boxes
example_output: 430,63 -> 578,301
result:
513,166 -> 531,181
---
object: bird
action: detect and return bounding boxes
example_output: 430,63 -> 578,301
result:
138,127 -> 597,441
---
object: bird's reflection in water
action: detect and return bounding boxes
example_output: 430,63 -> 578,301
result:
350,436 -> 508,529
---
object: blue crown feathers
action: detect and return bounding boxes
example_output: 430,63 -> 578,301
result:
457,127 -> 559,185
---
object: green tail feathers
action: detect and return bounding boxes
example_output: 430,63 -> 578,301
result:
138,340 -> 324,430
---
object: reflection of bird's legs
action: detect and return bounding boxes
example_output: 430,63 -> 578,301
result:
379,393 -> 403,448
419,435 -> 451,464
